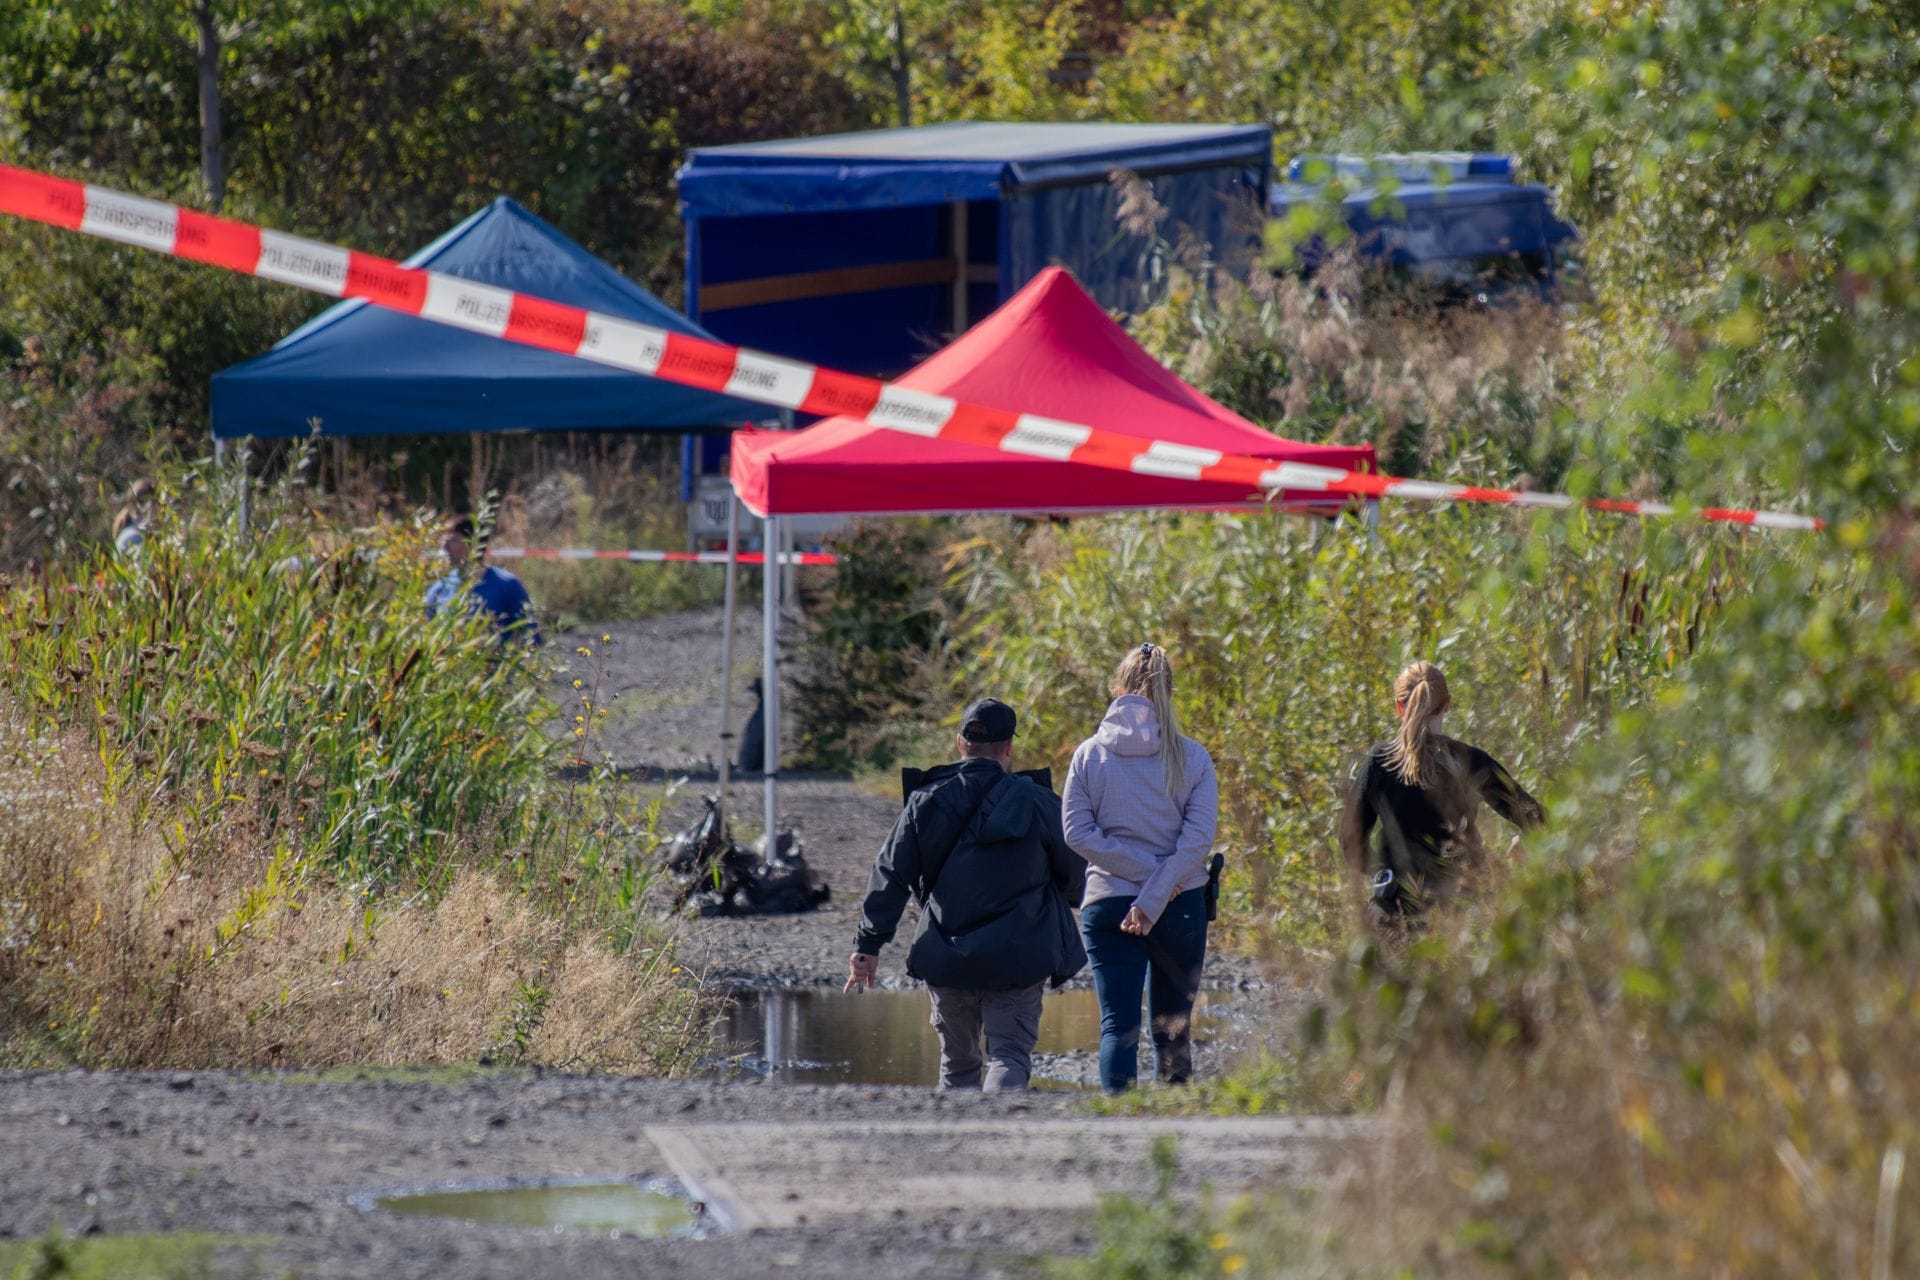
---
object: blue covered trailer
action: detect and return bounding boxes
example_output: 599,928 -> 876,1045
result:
1270,153 -> 1578,302
676,121 -> 1273,380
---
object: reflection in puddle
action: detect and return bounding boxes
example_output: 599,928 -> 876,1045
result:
712,988 -> 1233,1087
374,1182 -> 696,1235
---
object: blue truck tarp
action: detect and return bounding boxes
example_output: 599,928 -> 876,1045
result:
675,121 -> 1273,380
212,197 -> 765,440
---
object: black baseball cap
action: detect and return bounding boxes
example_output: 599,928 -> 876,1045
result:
959,698 -> 1017,744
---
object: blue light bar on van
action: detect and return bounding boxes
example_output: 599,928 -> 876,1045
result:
1286,153 -> 1515,185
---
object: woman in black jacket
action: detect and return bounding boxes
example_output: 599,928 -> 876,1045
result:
1340,661 -> 1544,924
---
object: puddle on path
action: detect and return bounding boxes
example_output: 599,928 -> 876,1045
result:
712,988 -> 1234,1087
373,1181 -> 696,1236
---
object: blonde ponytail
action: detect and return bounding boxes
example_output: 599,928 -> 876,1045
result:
1384,661 -> 1451,787
1112,642 -> 1187,799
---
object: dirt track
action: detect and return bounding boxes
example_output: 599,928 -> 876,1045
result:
0,1071 -> 1369,1279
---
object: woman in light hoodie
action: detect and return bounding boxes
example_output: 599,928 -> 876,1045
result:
1063,643 -> 1218,1092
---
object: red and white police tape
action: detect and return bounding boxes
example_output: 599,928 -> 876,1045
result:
489,547 -> 836,566
0,162 -> 1821,533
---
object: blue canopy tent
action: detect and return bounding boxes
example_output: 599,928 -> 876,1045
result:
212,196 -> 766,439
676,121 -> 1274,381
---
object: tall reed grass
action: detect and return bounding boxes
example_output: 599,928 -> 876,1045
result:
955,506 -> 1774,952
0,718 -> 706,1074
2,458 -> 574,885
0,455 -> 706,1071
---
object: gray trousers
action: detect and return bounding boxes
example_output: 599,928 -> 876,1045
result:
927,982 -> 1045,1092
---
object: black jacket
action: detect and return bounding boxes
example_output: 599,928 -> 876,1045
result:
1341,738 -> 1544,915
855,758 -> 1087,990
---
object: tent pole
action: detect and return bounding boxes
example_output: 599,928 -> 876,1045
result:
237,436 -> 250,537
214,438 -> 231,532
950,199 -> 968,336
777,409 -> 797,608
762,514 -> 780,845
781,519 -> 796,610
718,492 -> 740,824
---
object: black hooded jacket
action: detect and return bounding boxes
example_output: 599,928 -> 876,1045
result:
855,757 -> 1087,991
1340,737 -> 1544,915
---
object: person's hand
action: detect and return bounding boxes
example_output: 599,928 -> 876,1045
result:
845,952 -> 878,992
1120,906 -> 1153,935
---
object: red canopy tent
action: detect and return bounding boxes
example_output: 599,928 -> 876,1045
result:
719,267 -> 1378,841
729,266 -> 1376,517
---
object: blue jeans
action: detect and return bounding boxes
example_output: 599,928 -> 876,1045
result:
1082,888 -> 1209,1092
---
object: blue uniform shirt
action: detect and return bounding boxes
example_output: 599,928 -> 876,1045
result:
426,563 -> 539,644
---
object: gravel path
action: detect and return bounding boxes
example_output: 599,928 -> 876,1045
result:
0,1071 -> 1372,1279
552,607 -> 904,988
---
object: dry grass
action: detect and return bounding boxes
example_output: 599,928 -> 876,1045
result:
1212,255 -> 1568,476
0,723 -> 708,1075
1176,773 -> 1920,1279
1215,940 -> 1920,1277
1278,275 -> 1559,454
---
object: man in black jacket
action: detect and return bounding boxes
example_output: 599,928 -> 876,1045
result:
845,699 -> 1087,1092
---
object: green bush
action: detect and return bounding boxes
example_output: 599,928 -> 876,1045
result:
0,0 -> 868,554
1120,0 -> 1920,1274
790,517 -> 975,770
1066,1137 -> 1230,1280
1282,0 -> 1920,1267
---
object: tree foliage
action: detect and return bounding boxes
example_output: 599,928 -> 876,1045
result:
1088,0 -> 1518,155
1230,2 -> 1920,1272
0,0 -> 865,556
684,0 -> 1085,126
